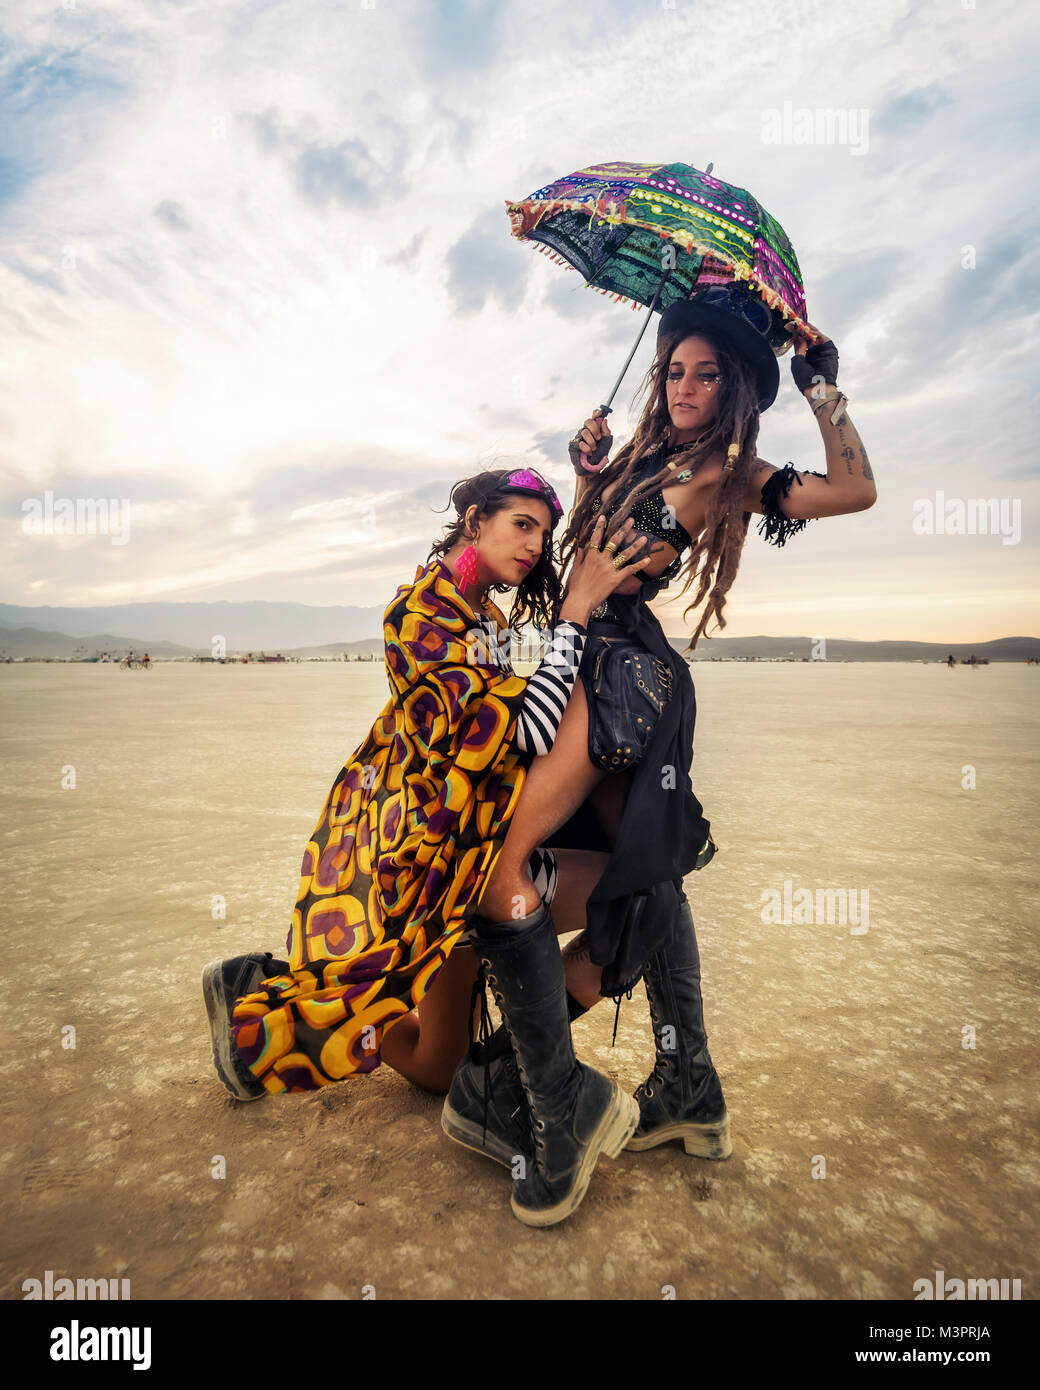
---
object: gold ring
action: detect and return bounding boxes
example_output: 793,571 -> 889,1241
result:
612,555 -> 627,571
604,540 -> 618,553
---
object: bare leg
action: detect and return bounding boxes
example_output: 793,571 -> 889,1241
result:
380,732 -> 635,1091
556,772 -> 633,1007
561,931 -> 604,1009
380,847 -> 614,1092
547,848 -> 610,933
479,679 -> 607,923
588,769 -> 632,845
379,944 -> 482,1094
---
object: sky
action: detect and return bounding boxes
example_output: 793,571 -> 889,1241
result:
1,0 -> 1037,642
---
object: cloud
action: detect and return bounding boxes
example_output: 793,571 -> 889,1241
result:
530,427 -> 575,470
414,0 -> 509,76
877,82 -> 953,129
0,41 -> 134,218
858,211 -> 1039,396
387,228 -> 428,268
154,199 -> 190,232
0,154 -> 33,219
238,103 -> 409,211
445,205 -> 531,313
429,105 -> 476,161
294,136 -> 384,210
0,250 -> 65,293
808,246 -> 913,341
0,469 -> 191,520
0,0 -> 1036,640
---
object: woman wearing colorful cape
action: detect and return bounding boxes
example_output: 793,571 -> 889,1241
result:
201,469 -> 654,1120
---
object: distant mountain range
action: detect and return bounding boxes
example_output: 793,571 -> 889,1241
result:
676,635 -> 1040,662
0,627 -> 196,659
0,602 -> 1035,662
0,599 -> 383,650
0,626 -> 385,660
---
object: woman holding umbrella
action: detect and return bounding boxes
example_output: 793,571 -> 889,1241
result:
445,284 -> 876,1220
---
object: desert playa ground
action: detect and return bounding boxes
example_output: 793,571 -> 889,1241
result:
2,660 -> 1037,1300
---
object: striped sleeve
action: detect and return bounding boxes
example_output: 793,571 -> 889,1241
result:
515,620 -> 587,756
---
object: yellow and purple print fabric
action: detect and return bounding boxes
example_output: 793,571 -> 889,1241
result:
230,559 -> 530,1093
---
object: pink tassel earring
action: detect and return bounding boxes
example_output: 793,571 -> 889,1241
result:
456,543 -> 478,586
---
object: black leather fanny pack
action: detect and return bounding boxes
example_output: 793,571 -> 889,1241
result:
586,634 -> 675,772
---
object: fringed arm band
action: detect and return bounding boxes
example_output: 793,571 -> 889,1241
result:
755,464 -> 828,548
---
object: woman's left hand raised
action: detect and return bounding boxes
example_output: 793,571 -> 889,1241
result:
790,331 -> 839,395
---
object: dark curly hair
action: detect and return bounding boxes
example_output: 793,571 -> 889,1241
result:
555,326 -> 762,651
427,470 -> 563,631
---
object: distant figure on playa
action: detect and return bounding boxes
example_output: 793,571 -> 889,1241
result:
947,653 -> 956,669
142,653 -> 150,668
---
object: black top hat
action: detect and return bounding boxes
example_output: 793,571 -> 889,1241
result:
657,285 -> 783,412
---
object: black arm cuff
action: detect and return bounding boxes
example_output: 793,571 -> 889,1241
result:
756,464 -> 826,548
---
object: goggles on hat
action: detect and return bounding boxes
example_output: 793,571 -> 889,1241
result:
693,284 -> 774,338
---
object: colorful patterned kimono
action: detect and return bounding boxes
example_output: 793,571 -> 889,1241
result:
231,559 -> 532,1093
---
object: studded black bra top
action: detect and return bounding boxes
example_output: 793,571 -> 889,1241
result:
590,448 -> 826,582
589,444 -> 694,586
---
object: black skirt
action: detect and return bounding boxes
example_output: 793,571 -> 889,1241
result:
544,588 -> 714,997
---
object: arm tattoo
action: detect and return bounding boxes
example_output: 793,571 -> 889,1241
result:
836,422 -> 871,482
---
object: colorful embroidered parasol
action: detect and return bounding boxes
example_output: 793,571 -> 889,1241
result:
505,159 -> 822,412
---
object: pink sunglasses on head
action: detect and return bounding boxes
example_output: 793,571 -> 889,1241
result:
490,468 -> 563,528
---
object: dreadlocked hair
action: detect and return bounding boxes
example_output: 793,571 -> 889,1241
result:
427,470 -> 563,631
555,327 -> 761,653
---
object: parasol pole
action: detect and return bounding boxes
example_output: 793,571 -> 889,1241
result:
598,266 -> 673,420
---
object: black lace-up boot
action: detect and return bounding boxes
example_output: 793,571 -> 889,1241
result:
625,894 -> 732,1158
473,900 -> 639,1227
202,951 -> 289,1101
442,972 -> 592,1169
441,1020 -> 532,1169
